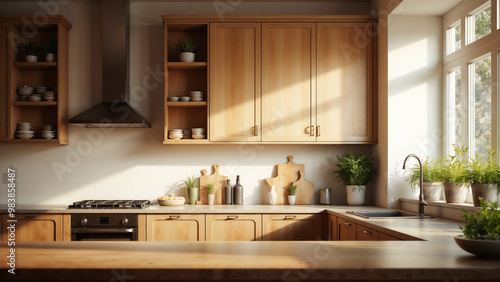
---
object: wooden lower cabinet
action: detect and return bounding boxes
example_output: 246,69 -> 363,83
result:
206,214 -> 261,241
262,214 -> 323,241
1,214 -> 62,241
356,225 -> 378,241
327,214 -> 338,240
147,214 -> 205,241
338,217 -> 357,240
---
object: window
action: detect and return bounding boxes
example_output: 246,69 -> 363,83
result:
470,55 -> 492,158
447,68 -> 463,147
467,3 -> 491,44
446,21 -> 461,54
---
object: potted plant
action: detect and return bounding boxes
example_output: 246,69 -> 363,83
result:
43,40 -> 57,62
22,40 -> 39,62
438,145 -> 469,203
183,174 -> 199,205
207,183 -> 215,205
468,150 -> 500,207
406,157 -> 442,201
333,152 -> 376,206
288,184 -> 297,205
454,198 -> 500,258
176,36 -> 197,62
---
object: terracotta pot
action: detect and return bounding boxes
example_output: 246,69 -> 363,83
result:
443,182 -> 468,203
346,185 -> 365,205
423,182 -> 442,201
470,184 -> 498,207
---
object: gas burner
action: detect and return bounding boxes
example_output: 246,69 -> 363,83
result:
68,200 -> 151,209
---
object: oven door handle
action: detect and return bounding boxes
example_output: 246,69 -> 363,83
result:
72,228 -> 136,234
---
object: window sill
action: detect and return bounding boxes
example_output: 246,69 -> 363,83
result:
399,198 -> 480,221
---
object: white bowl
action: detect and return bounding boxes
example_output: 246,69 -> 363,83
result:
29,95 -> 42,101
17,126 -> 32,131
17,85 -> 33,95
192,135 -> 206,139
158,198 -> 185,206
42,125 -> 53,131
189,91 -> 202,95
167,97 -> 179,102
16,134 -> 34,139
16,130 -> 34,134
35,87 -> 47,94
179,96 -> 190,102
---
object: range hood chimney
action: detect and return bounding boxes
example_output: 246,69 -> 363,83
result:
69,0 -> 151,128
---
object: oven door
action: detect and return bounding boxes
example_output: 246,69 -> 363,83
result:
71,227 -> 138,241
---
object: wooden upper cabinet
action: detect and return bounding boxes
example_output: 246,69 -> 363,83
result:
0,24 -> 8,141
262,214 -> 323,241
338,217 -> 357,241
209,23 -> 261,142
206,214 -> 261,241
261,23 -> 316,142
2,214 -> 62,241
317,23 -> 374,142
147,214 -> 205,241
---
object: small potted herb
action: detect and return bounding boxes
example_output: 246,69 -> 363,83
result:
333,152 -> 376,205
288,184 -> 297,205
438,145 -> 469,203
468,150 -> 500,207
207,183 -> 215,205
406,157 -> 442,201
176,36 -> 197,62
183,174 -> 199,205
43,40 -> 57,62
454,198 -> 500,258
22,40 -> 39,62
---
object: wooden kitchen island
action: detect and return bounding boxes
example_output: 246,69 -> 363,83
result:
1,205 -> 499,281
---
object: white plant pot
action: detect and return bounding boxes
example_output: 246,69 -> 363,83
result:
208,194 -> 215,205
46,53 -> 56,62
346,185 -> 366,205
25,55 -> 37,62
179,52 -> 195,62
288,195 -> 296,205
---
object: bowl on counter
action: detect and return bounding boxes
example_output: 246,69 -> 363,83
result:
158,198 -> 185,206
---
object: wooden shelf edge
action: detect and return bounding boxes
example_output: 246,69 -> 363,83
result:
167,62 -> 207,70
12,62 -> 58,69
166,101 -> 207,107
163,139 -> 209,144
12,101 -> 58,107
10,139 -> 66,145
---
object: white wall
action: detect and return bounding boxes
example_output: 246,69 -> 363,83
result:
0,1 -> 375,205
386,15 -> 443,208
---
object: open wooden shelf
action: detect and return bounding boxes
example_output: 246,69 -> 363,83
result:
10,138 -> 66,145
12,101 -> 57,107
12,62 -> 57,69
167,62 -> 207,70
166,101 -> 207,107
163,139 -> 209,145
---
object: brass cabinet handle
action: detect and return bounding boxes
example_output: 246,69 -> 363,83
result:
316,125 -> 321,137
363,230 -> 372,234
168,216 -> 180,219
344,221 -> 351,226
226,215 -> 239,220
284,215 -> 296,220
254,125 -> 258,136
310,125 -> 314,136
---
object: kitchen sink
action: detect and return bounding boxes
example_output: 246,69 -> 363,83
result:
346,210 -> 433,219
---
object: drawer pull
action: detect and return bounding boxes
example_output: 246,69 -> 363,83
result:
226,216 -> 239,220
284,216 -> 296,220
344,221 -> 351,226
363,230 -> 372,234
168,216 -> 180,219
316,125 -> 321,137
310,125 -> 314,136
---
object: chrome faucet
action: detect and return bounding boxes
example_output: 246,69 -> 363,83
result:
402,154 -> 428,217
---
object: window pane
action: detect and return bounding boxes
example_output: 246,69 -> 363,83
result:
449,69 -> 462,147
454,24 -> 461,51
473,55 -> 491,158
472,5 -> 491,42
446,22 -> 461,54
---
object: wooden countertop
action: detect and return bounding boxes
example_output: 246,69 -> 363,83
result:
1,206 -> 499,281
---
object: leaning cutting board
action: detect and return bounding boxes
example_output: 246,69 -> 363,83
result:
265,155 -> 305,204
292,170 -> 314,204
199,164 -> 228,205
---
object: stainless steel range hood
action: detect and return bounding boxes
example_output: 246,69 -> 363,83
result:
69,0 -> 151,128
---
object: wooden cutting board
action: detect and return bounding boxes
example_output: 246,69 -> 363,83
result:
199,164 -> 228,205
265,155 -> 305,204
292,169 -> 314,205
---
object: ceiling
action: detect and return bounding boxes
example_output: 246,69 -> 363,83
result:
393,0 -> 463,16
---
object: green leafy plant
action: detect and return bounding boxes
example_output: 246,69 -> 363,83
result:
459,198 -> 500,240
406,157 -> 441,191
437,145 -> 469,183
183,174 -> 198,189
175,36 -> 197,53
333,152 -> 376,187
207,183 -> 214,194
22,40 -> 39,56
468,149 -> 500,188
43,40 -> 57,54
288,184 -> 297,196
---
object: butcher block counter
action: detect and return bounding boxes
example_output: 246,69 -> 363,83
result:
1,205 -> 500,281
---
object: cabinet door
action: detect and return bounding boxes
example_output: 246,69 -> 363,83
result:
262,214 -> 322,241
338,217 -> 357,240
147,214 -> 205,241
262,23 -> 316,142
206,214 -> 261,241
209,23 -> 261,142
0,24 -> 8,141
317,23 -> 374,142
2,214 -> 62,241
379,232 -> 401,241
327,214 -> 338,240
356,225 -> 378,241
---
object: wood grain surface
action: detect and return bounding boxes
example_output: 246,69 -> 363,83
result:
265,155 -> 305,204
292,169 -> 314,204
199,164 -> 228,205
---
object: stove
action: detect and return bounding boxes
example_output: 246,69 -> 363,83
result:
68,200 -> 151,209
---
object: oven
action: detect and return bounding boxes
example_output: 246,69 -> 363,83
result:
71,214 -> 138,241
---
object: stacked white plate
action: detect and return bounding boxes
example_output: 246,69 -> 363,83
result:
192,128 -> 206,139
168,129 -> 183,140
41,125 -> 56,139
16,122 -> 34,139
190,91 -> 203,101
